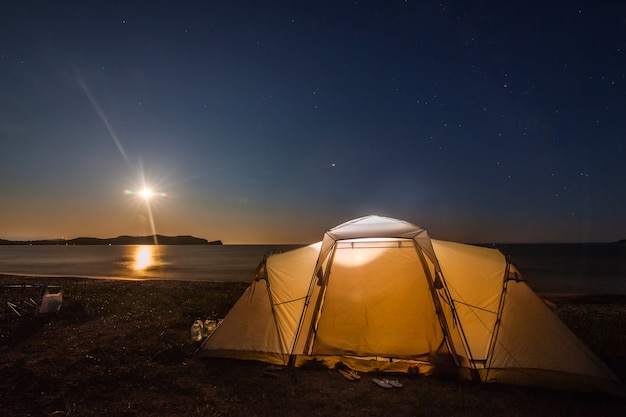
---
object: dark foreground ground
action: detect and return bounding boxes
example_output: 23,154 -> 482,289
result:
1,275 -> 625,417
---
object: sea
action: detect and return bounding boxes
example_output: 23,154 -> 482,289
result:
0,244 -> 301,283
0,243 -> 624,295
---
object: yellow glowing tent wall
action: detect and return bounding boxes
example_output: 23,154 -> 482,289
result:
197,215 -> 624,395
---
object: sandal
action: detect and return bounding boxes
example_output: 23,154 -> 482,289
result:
347,369 -> 361,380
386,379 -> 403,388
338,368 -> 357,381
372,378 -> 394,388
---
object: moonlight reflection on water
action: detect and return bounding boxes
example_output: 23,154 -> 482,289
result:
133,246 -> 154,271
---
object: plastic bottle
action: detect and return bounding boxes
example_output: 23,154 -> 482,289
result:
201,319 -> 209,338
204,319 -> 217,336
190,319 -> 204,341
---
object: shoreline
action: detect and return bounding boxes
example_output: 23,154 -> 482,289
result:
1,272 -> 151,282
0,272 -> 251,284
2,273 -> 625,302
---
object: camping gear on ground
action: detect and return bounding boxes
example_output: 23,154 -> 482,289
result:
338,368 -> 360,381
372,378 -> 403,389
3,284 -> 63,316
197,215 -> 625,395
6,299 -> 39,316
192,318 -> 219,341
203,319 -> 217,338
38,287 -> 63,314
190,319 -> 204,341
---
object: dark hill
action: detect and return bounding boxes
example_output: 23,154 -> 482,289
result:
0,235 -> 221,245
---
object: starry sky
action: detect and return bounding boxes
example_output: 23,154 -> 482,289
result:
1,1 -> 625,244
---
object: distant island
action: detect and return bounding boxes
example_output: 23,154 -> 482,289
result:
0,235 -> 222,245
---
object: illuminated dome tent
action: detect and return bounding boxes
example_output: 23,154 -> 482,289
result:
198,215 -> 624,394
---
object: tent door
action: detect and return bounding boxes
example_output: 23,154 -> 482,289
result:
310,242 -> 445,359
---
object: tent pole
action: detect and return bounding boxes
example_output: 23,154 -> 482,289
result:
484,257 -> 512,381
438,274 -> 481,381
289,244 -> 335,365
300,245 -> 337,356
288,271 -> 318,366
414,242 -> 479,380
415,246 -> 465,366
263,276 -> 290,366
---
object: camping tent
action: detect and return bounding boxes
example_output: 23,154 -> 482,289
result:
198,215 -> 624,394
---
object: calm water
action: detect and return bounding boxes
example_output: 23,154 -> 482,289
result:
0,245 -> 300,282
0,243 -> 624,294
496,243 -> 626,295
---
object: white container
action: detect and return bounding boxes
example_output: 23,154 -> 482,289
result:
204,319 -> 217,337
39,288 -> 63,314
190,319 -> 204,341
201,320 -> 209,338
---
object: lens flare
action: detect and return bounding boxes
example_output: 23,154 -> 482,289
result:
124,171 -> 169,245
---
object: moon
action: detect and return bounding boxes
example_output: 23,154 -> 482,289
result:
140,188 -> 153,199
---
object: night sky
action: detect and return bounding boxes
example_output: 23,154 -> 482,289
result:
1,1 -> 625,244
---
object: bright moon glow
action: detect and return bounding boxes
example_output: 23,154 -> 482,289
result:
140,188 -> 153,199
124,188 -> 167,198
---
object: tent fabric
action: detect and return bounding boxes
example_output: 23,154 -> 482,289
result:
198,215 -> 625,395
312,242 -> 443,358
431,239 -> 506,362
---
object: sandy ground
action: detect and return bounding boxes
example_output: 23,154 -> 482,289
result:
1,275 -> 625,416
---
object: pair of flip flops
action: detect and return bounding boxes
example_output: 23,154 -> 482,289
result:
263,365 -> 284,378
338,368 -> 361,381
372,378 -> 403,389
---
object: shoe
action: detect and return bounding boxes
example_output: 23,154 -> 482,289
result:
338,368 -> 357,381
386,379 -> 403,388
347,369 -> 361,380
372,378 -> 393,388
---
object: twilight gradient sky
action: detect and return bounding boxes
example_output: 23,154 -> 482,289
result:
1,1 -> 625,244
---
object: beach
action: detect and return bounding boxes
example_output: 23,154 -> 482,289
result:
1,274 -> 625,416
